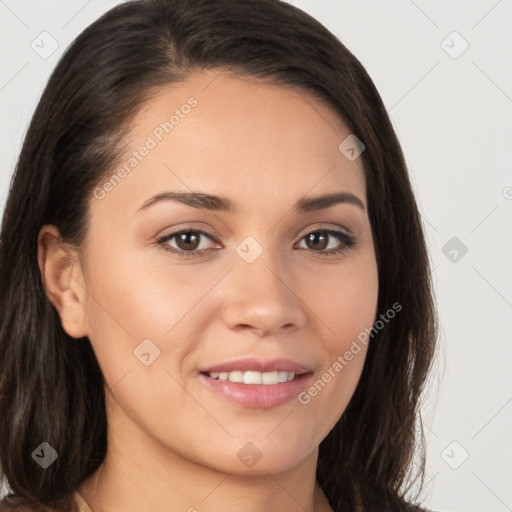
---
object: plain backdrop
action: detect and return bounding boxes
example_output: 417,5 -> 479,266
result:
1,1 -> 511,511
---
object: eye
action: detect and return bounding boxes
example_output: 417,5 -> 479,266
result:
295,229 -> 356,256
157,229 -> 219,258
156,227 -> 356,259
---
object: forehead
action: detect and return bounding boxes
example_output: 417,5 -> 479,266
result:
134,70 -> 356,152
94,70 -> 367,216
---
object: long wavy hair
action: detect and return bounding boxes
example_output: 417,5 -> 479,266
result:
0,1 -> 438,510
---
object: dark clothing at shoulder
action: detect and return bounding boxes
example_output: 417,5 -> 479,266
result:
0,494 -> 64,512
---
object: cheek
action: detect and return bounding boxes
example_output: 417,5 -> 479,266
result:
297,252 -> 378,415
304,252 -> 379,343
81,247 -> 167,385
83,242 -> 185,337
81,243 -> 224,387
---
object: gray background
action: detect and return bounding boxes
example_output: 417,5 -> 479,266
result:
1,1 -> 511,511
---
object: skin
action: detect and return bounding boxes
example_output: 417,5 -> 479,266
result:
38,70 -> 377,512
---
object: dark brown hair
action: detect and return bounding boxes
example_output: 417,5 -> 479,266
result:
0,1 -> 438,511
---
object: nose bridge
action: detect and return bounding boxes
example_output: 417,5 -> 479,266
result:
234,233 -> 288,298
221,233 -> 305,333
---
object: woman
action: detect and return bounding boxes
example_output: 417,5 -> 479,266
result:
0,0 -> 438,511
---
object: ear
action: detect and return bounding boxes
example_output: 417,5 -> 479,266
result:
37,225 -> 89,339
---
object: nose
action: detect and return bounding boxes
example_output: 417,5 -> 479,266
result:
220,247 -> 307,337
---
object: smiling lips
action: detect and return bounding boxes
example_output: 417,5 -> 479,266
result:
199,357 -> 314,408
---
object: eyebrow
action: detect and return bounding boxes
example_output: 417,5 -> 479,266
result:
137,191 -> 366,214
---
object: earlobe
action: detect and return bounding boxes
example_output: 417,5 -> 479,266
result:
37,225 -> 89,339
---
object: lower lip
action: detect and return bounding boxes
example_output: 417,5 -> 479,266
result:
199,373 -> 313,409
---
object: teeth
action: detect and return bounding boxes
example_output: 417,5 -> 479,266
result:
208,370 -> 296,384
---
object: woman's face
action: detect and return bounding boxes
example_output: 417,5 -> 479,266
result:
76,71 -> 378,474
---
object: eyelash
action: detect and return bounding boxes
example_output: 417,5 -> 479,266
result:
156,228 -> 356,259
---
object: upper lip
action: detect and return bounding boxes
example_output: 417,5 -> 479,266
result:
200,357 -> 312,375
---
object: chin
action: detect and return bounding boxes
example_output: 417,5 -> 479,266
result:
208,440 -> 316,476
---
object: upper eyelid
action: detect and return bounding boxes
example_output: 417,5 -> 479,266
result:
296,224 -> 353,238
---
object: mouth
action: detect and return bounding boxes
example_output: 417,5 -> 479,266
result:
198,370 -> 314,408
